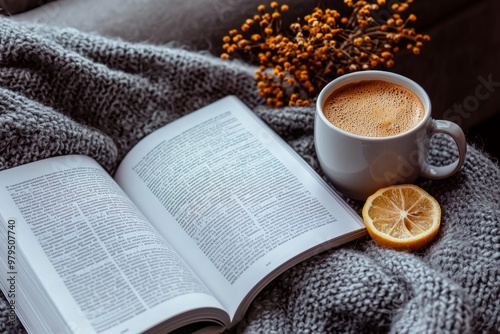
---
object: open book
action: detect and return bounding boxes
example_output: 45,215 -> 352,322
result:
0,96 -> 366,334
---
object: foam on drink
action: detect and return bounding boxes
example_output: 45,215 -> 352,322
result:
323,80 -> 425,137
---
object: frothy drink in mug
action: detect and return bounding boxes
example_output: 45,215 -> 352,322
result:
323,80 -> 425,137
314,71 -> 467,200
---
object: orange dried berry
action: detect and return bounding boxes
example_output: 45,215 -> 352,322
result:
251,34 -> 262,42
399,3 -> 409,11
381,51 -> 393,58
354,37 -> 364,45
281,4 -> 289,11
325,17 -> 335,25
257,4 -> 266,12
257,81 -> 266,88
270,1 -> 278,9
237,39 -> 249,47
359,8 -> 370,16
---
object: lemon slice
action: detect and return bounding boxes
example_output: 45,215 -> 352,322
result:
362,184 -> 441,252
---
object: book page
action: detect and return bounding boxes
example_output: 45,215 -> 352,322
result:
0,156 -> 227,334
115,96 -> 366,324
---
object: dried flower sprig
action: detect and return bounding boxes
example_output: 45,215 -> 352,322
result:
221,0 -> 430,107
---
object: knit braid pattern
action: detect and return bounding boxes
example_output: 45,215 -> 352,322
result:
1,19 -> 499,334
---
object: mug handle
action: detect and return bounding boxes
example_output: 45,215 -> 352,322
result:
420,120 -> 467,179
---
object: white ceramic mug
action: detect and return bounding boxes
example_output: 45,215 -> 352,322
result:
314,70 -> 467,201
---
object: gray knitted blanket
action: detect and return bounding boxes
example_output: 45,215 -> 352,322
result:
1,19 -> 499,334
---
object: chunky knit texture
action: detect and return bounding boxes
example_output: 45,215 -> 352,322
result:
1,19 -> 499,334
